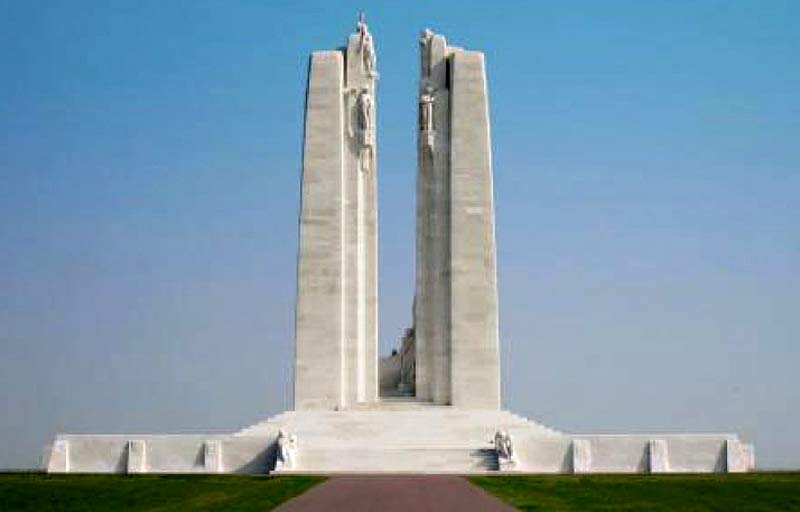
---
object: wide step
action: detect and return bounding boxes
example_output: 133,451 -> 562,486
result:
278,446 -> 499,473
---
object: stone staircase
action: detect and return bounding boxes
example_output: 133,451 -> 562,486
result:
235,401 -> 563,473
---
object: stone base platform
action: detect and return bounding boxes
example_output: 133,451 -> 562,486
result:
45,402 -> 754,474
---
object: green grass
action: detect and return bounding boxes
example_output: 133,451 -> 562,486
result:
0,473 -> 324,511
470,473 -> 800,512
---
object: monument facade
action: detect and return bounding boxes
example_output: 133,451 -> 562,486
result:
45,17 -> 754,474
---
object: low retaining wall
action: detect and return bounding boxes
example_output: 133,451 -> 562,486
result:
45,434 -> 278,474
509,432 -> 754,473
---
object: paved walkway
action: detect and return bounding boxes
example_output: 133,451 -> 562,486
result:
276,475 -> 515,512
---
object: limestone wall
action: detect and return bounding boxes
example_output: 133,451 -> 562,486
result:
509,433 -> 754,473
294,51 -> 346,410
448,49 -> 500,409
413,32 -> 500,409
46,434 -> 278,474
294,24 -> 378,410
44,429 -> 754,474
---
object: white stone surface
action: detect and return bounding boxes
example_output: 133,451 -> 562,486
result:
415,30 -> 451,404
448,49 -> 501,410
46,439 -> 69,473
220,436 -> 275,473
252,405 -> 562,473
664,436 -> 728,473
343,28 -> 378,407
413,32 -> 500,409
143,436 -> 206,473
295,19 -> 378,411
44,408 -> 750,474
509,436 -> 573,473
66,438 -> 128,473
45,435 -> 276,474
294,49 -> 346,411
576,436 -> 648,473
727,439 -> 755,473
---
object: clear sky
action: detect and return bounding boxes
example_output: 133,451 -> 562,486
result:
1,0 -> 798,469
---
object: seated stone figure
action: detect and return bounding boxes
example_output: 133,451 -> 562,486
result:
492,430 -> 515,469
275,429 -> 297,471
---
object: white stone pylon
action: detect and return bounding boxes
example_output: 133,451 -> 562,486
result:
414,30 -> 500,409
294,16 -> 378,410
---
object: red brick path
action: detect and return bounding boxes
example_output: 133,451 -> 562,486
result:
276,475 -> 515,511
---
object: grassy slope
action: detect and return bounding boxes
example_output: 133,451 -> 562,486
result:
0,473 -> 324,512
470,473 -> 800,512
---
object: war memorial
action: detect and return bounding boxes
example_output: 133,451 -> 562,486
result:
45,17 -> 754,475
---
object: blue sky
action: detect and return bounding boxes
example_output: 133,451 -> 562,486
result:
1,0 -> 798,469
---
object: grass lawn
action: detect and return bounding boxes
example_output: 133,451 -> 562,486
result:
470,473 -> 800,512
0,473 -> 324,511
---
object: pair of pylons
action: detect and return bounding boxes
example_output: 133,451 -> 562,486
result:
295,14 -> 501,413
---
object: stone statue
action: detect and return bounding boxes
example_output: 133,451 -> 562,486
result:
359,146 -> 373,175
356,11 -> 366,34
419,85 -> 435,155
275,428 -> 297,471
356,89 -> 373,133
418,28 -> 436,157
356,88 -> 375,156
420,28 -> 434,44
491,430 -> 515,470
419,28 -> 434,80
419,86 -> 434,133
357,12 -> 377,77
345,87 -> 374,175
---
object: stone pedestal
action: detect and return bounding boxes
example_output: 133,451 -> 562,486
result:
727,439 -> 756,473
204,440 -> 222,473
127,440 -> 147,473
648,439 -> 670,473
572,439 -> 592,473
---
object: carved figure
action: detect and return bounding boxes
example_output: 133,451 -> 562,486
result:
491,430 -> 515,469
419,86 -> 434,133
357,13 -> 377,76
419,85 -> 435,155
419,28 -> 434,79
275,429 -> 297,471
356,89 -> 373,133
359,147 -> 372,175
420,28 -> 434,45
356,88 -> 375,153
356,11 -> 367,35
348,87 -> 374,174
